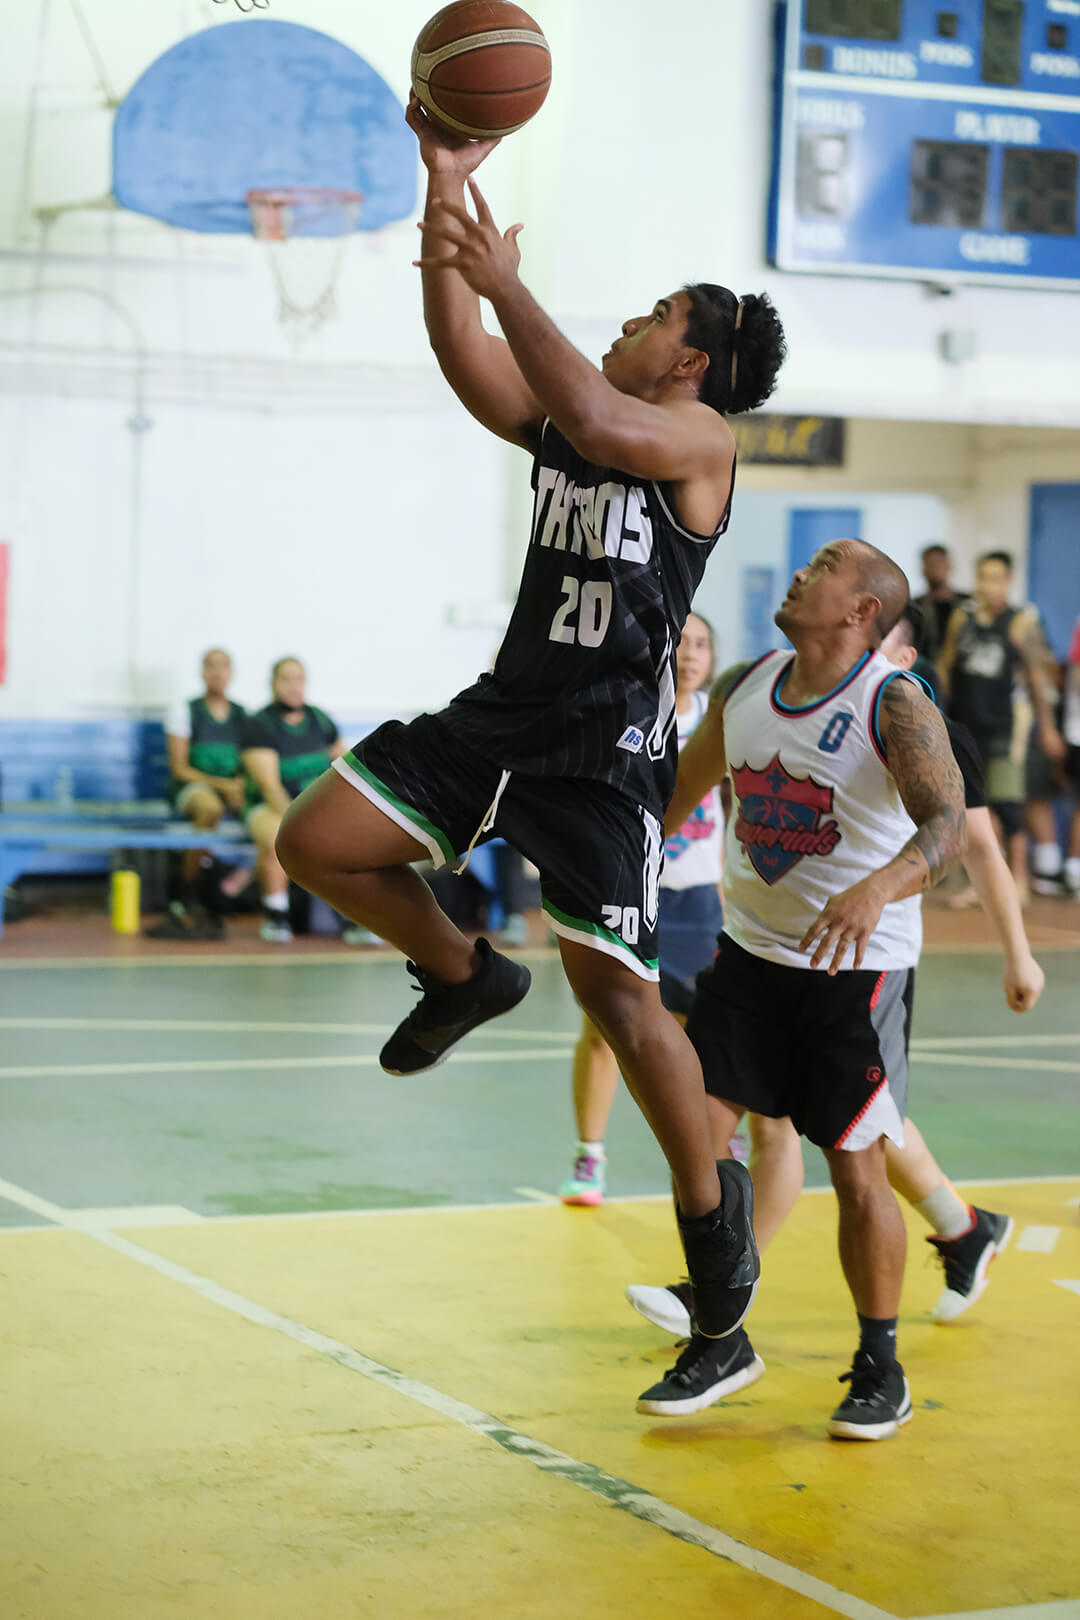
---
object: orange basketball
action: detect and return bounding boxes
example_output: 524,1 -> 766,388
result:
411,2 -> 551,141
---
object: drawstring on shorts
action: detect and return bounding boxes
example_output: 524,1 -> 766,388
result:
454,769 -> 511,875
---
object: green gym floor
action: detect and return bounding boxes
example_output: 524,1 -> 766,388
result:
1,902 -> 1078,1619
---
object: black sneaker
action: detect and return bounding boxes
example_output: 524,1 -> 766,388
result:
380,937 -> 531,1076
636,1328 -> 765,1416
625,1280 -> 694,1336
828,1350 -> 912,1441
677,1159 -> 760,1338
928,1206 -> 1013,1322
145,902 -> 222,941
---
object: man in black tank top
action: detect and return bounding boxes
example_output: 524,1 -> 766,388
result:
938,550 -> 1065,895
277,97 -> 787,1350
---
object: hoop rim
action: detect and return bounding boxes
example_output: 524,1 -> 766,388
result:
245,186 -> 366,208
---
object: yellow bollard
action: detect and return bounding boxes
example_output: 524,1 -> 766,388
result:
111,868 -> 141,935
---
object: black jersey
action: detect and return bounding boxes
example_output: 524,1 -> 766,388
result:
944,717 -> 987,810
241,703 -> 338,803
441,420 -> 734,817
950,606 -> 1021,746
183,698 -> 246,779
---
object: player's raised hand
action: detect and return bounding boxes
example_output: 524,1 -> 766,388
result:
414,179 -> 524,299
1003,952 -> 1045,1012
405,92 -> 501,177
799,875 -> 888,975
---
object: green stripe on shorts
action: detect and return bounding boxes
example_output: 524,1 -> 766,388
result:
542,900 -> 659,972
342,751 -> 457,865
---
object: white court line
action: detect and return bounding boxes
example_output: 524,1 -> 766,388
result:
4,1176 -> 1074,1236
0,1016 -> 575,1042
1054,1280 -> 1080,1299
0,949 -> 563,971
922,1605 -> 1080,1620
3,941 -> 1079,971
1016,1227 -> 1062,1254
0,1049 -> 575,1080
0,1171 -> 896,1620
910,1034 -> 1080,1050
912,1054 -> 1080,1075
921,1603 -> 1080,1620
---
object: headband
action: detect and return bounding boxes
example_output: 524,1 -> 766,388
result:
730,298 -> 745,402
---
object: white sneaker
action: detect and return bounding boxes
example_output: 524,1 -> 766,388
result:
259,918 -> 294,944
342,925 -> 384,947
625,1281 -> 694,1336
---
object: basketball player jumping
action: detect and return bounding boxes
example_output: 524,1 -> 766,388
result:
632,540 -> 967,1440
276,97 -> 786,1336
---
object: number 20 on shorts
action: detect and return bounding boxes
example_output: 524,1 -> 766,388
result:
602,904 -> 640,944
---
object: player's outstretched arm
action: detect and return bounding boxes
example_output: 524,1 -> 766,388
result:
407,97 -> 544,452
800,677 -> 966,973
663,661 -> 752,833
962,805 -> 1045,1011
417,179 -> 730,485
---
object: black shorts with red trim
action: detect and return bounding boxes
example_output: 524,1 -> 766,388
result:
686,933 -> 914,1151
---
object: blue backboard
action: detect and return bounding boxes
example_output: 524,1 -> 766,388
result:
114,19 -> 416,235
769,1 -> 1080,288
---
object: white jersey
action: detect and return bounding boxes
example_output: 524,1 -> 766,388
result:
721,649 -> 922,971
663,690 -> 724,892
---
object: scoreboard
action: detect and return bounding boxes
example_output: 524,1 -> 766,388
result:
769,1 -> 1080,287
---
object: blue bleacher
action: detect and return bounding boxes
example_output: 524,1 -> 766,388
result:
0,717 -> 170,874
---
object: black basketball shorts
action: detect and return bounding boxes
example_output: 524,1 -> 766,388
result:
686,934 -> 914,1151
334,713 -> 663,980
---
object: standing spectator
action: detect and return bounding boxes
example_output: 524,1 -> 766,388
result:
149,648 -> 246,941
914,544 -> 963,663
938,551 -> 1065,901
241,658 -> 344,943
1065,616 -> 1080,897
1025,610 -> 1069,895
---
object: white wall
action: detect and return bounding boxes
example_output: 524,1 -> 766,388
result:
693,489 -> 950,671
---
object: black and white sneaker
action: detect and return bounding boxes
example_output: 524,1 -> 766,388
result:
636,1328 -> 766,1417
678,1159 -> 760,1338
928,1206 -> 1014,1323
379,938 -> 531,1076
625,1280 -> 694,1336
828,1350 -> 912,1441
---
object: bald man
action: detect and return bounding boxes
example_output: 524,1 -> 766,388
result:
636,540 -> 966,1442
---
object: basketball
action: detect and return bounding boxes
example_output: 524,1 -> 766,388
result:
411,1 -> 551,141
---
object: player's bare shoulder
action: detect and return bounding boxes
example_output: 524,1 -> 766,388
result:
663,399 -> 736,535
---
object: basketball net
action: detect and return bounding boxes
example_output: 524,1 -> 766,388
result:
212,0 -> 270,11
246,188 -> 364,336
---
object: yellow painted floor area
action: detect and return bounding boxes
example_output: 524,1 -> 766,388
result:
2,1181 -> 1078,1620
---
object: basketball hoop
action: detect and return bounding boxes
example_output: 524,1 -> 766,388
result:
246,187 -> 364,335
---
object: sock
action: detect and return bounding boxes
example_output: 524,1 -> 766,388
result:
857,1313 -> 898,1363
914,1178 -> 974,1240
262,891 -> 288,914
1033,842 -> 1062,878
577,1141 -> 606,1160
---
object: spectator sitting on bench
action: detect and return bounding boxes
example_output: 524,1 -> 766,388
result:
148,648 -> 247,941
242,657 -> 344,944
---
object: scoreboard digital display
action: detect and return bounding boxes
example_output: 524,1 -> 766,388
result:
770,0 -> 1080,287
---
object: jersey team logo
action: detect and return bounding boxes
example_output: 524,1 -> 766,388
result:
731,754 -> 842,885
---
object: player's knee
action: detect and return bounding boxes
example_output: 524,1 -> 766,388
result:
274,806 -> 310,878
828,1142 -> 889,1204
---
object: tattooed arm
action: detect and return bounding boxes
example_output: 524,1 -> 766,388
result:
663,660 -> 752,835
800,676 -> 966,973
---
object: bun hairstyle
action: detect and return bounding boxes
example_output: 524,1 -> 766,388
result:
681,285 -> 787,416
